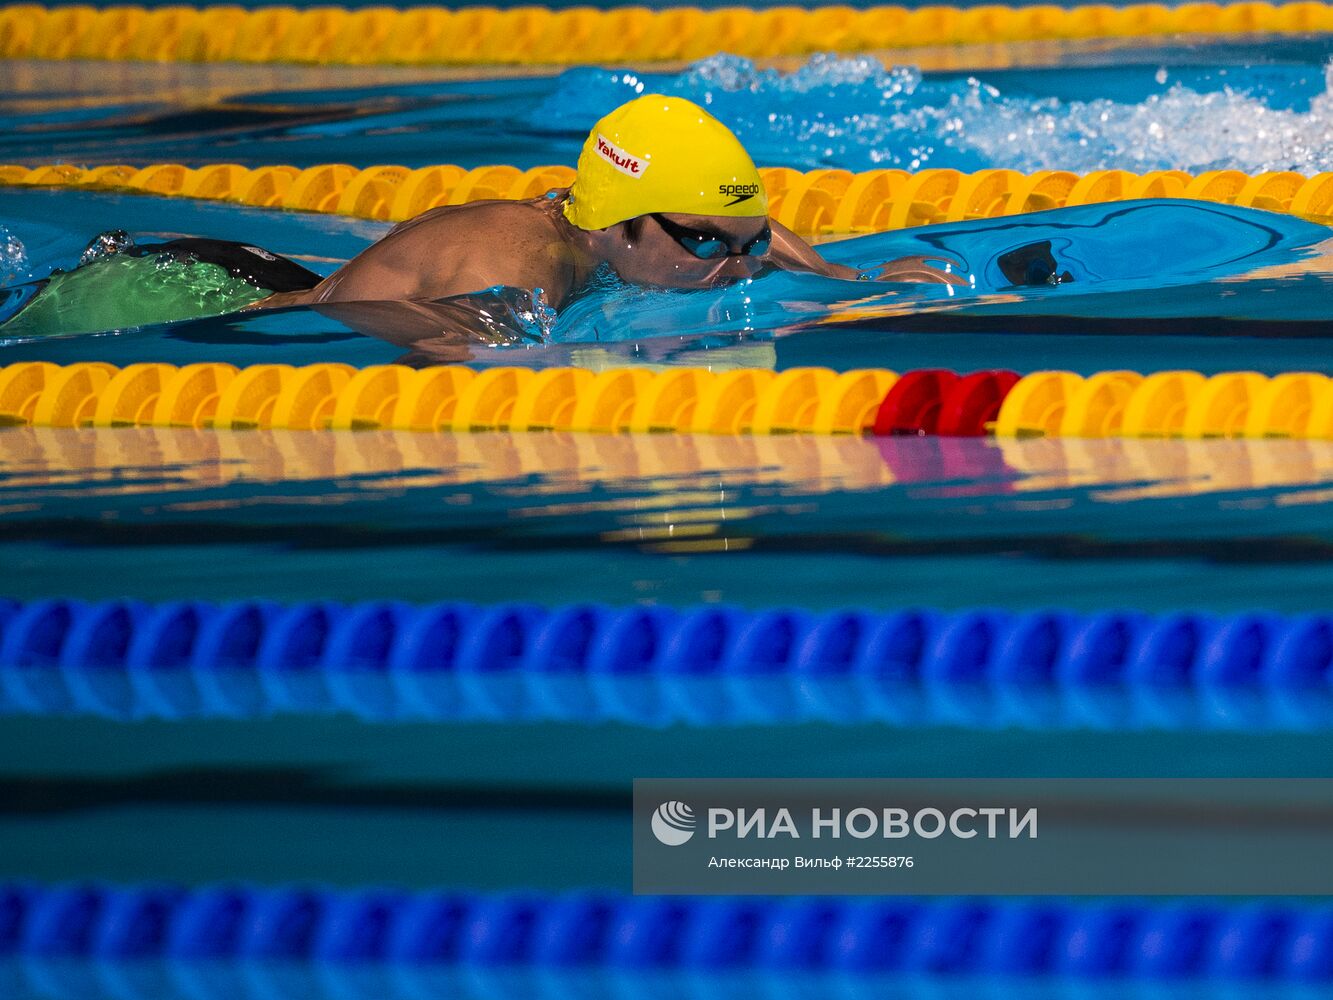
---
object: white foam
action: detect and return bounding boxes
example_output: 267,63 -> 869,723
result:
938,65 -> 1333,173
677,54 -> 1333,174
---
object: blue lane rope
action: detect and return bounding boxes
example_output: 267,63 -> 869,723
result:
1,597 -> 1331,729
2,882 -> 1333,980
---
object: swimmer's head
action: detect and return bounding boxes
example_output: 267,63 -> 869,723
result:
563,95 -> 768,231
565,96 -> 771,288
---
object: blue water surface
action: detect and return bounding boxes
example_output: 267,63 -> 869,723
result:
2,189 -> 1330,368
3,42 -> 1333,363
3,44 -> 1333,172
3,41 -> 1333,989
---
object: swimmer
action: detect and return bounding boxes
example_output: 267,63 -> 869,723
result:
251,94 -> 961,349
1,94 -> 959,345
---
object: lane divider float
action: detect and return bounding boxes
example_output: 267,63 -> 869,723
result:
2,2 -> 1332,66
2,163 -> 1332,235
993,369 -> 1333,439
2,597 -> 1332,729
0,362 -> 905,434
7,881 -> 1333,978
3,362 -> 1333,439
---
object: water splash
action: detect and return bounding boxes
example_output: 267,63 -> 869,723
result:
0,226 -> 29,287
467,285 -> 558,344
533,54 -> 1333,174
552,262 -> 766,345
943,65 -> 1333,173
682,51 -> 923,98
78,229 -> 135,268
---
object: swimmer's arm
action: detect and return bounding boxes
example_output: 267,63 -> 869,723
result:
245,288 -> 501,345
250,286 -> 545,349
249,218 -> 572,346
299,297 -> 520,348
245,250 -> 430,308
767,220 -> 966,286
767,220 -> 860,280
243,260 -> 433,311
249,256 -> 562,347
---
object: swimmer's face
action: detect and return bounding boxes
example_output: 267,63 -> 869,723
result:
606,213 -> 771,289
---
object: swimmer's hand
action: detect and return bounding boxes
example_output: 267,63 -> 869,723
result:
862,255 -> 969,286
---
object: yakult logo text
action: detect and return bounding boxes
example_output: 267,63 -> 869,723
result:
595,134 -> 646,178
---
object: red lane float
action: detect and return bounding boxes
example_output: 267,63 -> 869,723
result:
873,370 -> 1020,437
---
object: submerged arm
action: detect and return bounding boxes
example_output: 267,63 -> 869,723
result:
254,285 -> 553,354
309,286 -> 556,351
767,220 -> 860,279
249,202 -> 575,347
767,219 -> 966,285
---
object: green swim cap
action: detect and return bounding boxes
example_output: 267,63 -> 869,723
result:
563,95 -> 769,231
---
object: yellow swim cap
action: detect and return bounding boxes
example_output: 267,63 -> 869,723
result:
563,95 -> 769,231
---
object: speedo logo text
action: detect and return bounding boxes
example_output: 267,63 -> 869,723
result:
719,182 -> 761,207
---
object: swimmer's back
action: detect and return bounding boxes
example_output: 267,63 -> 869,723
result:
292,196 -> 578,308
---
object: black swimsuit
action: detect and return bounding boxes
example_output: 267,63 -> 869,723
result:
125,238 -> 322,293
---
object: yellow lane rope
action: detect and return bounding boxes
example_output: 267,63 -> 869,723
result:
4,361 -> 1333,439
4,162 -> 1333,236
2,3 -> 1331,67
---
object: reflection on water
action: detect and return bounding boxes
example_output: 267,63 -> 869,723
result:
5,427 -> 1333,511
0,960 -> 1322,1000
0,59 -> 554,168
5,425 -> 1333,616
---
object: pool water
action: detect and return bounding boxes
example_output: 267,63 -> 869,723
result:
5,41 -> 1333,173
3,27 -> 1333,997
4,44 -> 1333,356
3,192 -> 1332,362
5,428 -> 1333,612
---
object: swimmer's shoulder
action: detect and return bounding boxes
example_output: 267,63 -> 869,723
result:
317,194 -> 577,306
386,195 -> 565,241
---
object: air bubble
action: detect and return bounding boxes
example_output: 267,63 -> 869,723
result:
0,227 -> 28,286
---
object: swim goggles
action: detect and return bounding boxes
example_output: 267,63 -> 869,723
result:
650,214 -> 772,260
